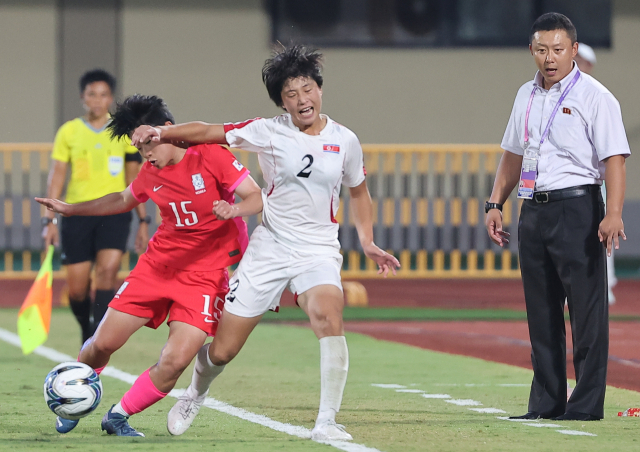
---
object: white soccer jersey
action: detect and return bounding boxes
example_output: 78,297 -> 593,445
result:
224,114 -> 366,252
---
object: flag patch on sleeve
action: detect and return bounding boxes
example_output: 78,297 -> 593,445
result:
323,144 -> 340,153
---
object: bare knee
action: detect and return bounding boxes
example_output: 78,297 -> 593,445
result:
94,263 -> 120,289
310,310 -> 343,338
90,334 -> 120,358
209,344 -> 239,366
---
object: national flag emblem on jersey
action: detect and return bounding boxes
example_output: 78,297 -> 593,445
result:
192,173 -> 206,194
232,160 -> 244,171
323,144 -> 340,154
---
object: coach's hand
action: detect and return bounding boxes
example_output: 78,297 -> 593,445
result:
362,242 -> 400,277
213,200 -> 238,220
485,209 -> 510,247
131,125 -> 162,148
599,213 -> 626,257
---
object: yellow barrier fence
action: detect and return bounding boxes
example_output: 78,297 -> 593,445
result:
1,143 -> 520,279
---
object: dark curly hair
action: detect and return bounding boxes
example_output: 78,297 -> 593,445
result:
108,94 -> 175,140
262,44 -> 324,108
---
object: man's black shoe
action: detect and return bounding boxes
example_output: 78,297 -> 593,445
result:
509,412 -> 541,420
551,412 -> 601,421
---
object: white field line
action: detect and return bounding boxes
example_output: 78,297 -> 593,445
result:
0,328 -> 383,452
374,383 -> 596,437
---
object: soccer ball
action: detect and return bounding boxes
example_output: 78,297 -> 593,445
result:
43,362 -> 103,420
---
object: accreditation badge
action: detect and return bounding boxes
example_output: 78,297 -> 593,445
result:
517,143 -> 537,199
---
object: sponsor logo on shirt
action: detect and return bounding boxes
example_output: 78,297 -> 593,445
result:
323,144 -> 340,153
228,249 -> 240,257
192,173 -> 206,195
563,107 -> 572,115
153,185 -> 163,192
232,160 -> 244,171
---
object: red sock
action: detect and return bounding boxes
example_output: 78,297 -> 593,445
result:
120,368 -> 168,415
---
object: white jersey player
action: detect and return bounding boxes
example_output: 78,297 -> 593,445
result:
131,44 -> 400,441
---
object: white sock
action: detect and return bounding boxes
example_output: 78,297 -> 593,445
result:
186,343 -> 225,399
315,336 -> 349,426
112,401 -> 130,417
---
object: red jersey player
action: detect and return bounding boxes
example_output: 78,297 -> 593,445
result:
35,94 -> 263,437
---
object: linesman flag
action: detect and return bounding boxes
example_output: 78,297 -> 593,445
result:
17,245 -> 54,354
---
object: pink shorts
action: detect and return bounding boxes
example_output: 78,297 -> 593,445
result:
109,254 -> 228,336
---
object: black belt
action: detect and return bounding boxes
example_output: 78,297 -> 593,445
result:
531,185 -> 599,203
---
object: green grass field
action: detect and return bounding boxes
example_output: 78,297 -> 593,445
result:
1,308 -> 640,452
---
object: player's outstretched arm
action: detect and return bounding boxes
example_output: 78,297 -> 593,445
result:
35,187 -> 140,218
348,180 -> 400,277
213,176 -> 263,220
131,122 -> 227,148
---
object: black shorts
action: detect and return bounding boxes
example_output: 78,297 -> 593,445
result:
60,212 -> 132,265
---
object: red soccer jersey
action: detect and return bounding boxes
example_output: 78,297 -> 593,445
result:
130,144 -> 250,271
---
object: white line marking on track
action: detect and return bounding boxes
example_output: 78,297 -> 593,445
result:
371,384 -> 406,389
421,394 -> 451,399
371,383 -> 597,438
469,408 -> 506,414
395,389 -> 424,393
0,328 -> 383,452
523,423 -> 562,428
556,430 -> 597,436
444,399 -> 482,406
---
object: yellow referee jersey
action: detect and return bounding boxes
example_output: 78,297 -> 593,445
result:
52,117 -> 139,204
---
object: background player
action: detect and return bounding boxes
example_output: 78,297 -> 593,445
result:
132,45 -> 400,441
36,94 -> 263,436
43,69 -> 149,344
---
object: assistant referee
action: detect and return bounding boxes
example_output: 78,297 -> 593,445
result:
485,13 -> 630,421
42,69 -> 150,344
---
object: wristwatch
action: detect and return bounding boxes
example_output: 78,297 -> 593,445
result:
484,201 -> 503,214
139,215 -> 152,224
41,217 -> 58,226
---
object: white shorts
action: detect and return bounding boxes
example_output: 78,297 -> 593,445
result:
224,225 -> 343,318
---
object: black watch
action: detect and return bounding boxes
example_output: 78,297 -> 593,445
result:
41,217 -> 58,226
139,215 -> 152,224
484,201 -> 503,214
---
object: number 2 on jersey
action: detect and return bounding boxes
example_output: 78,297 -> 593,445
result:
296,154 -> 314,178
169,201 -> 199,227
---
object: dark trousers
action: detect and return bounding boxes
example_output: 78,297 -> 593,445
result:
518,185 -> 608,418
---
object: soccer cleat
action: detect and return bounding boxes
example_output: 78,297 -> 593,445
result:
167,388 -> 207,435
311,420 -> 353,441
55,416 -> 79,433
101,405 -> 145,437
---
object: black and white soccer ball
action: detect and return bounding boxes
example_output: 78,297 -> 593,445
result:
43,362 -> 103,420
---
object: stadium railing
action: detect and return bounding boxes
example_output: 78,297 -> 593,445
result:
0,143 -> 520,279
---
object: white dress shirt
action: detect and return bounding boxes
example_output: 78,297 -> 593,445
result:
501,63 -> 630,191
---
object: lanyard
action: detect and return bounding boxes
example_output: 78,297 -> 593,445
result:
524,70 -> 581,147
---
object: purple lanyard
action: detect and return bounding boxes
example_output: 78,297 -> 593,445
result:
524,70 -> 581,146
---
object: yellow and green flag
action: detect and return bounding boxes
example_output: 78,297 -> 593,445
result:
17,245 -> 54,354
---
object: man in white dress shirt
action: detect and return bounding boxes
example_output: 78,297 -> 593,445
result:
485,13 -> 630,421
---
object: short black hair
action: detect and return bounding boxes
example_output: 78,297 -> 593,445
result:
262,44 -> 324,108
79,69 -> 116,94
530,12 -> 577,44
108,94 -> 175,140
